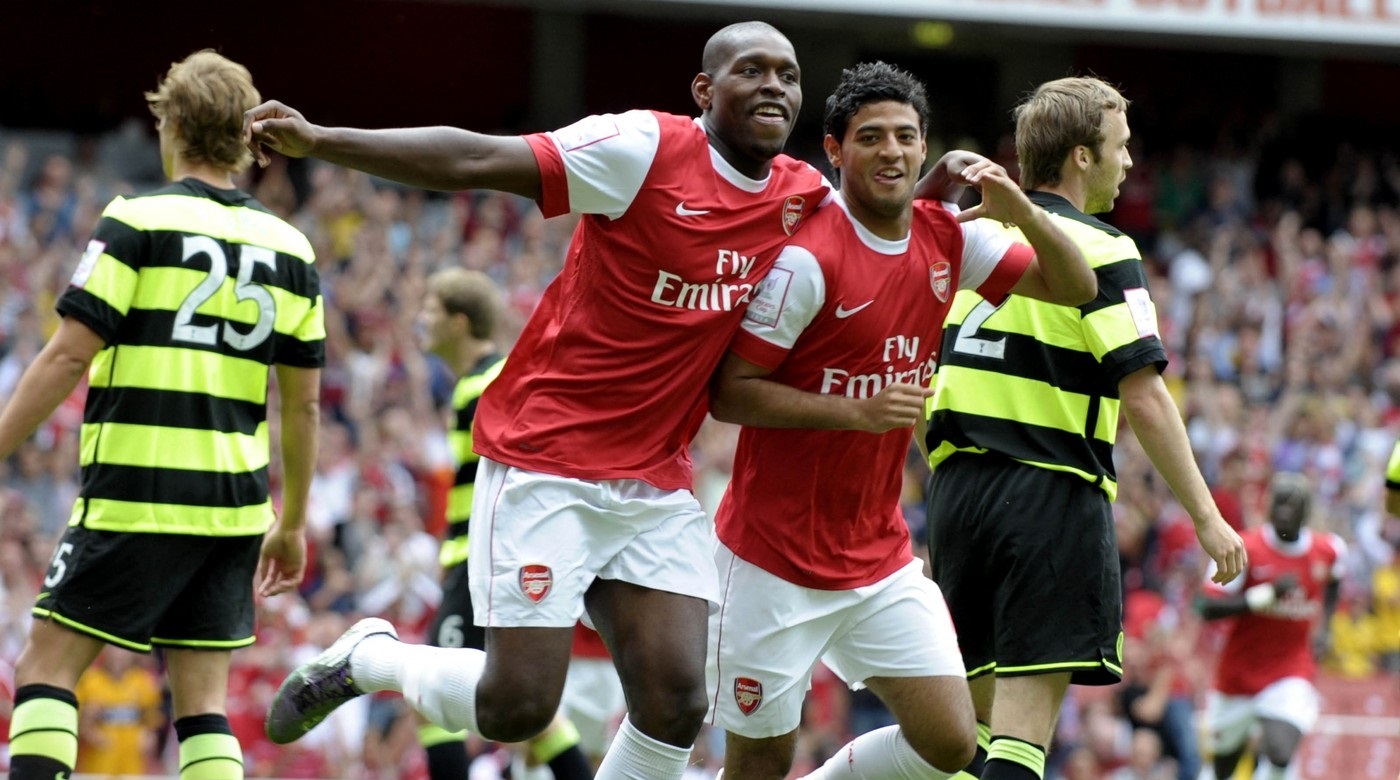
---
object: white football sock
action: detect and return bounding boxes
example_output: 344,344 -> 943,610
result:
350,635 -> 484,734
802,726 -> 955,780
594,715 -> 692,780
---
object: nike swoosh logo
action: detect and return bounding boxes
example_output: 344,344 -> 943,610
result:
675,202 -> 711,216
834,300 -> 874,318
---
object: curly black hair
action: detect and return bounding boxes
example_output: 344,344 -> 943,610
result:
823,61 -> 930,147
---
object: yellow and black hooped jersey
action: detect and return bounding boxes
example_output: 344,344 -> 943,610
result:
58,179 -> 324,535
441,352 -> 506,568
1387,441 -> 1400,491
925,191 -> 1166,501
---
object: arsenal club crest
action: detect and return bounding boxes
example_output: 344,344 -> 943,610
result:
782,196 -> 806,236
519,564 -> 552,603
930,261 -> 951,303
734,677 -> 763,715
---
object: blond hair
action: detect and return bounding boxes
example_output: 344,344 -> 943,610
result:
1014,77 -> 1128,191
145,50 -> 260,173
428,267 -> 504,341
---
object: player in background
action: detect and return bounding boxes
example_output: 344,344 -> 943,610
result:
0,50 -> 322,780
922,77 -> 1246,780
1384,440 -> 1400,517
415,267 -> 593,779
705,61 -> 1094,780
1197,472 -> 1343,780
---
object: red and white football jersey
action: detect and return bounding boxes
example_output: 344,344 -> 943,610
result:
1209,525 -> 1345,695
715,195 -> 1032,589
474,110 -> 829,490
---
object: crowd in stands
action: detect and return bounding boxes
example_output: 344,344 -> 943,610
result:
0,112 -> 1397,779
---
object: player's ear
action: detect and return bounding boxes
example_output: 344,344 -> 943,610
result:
823,134 -> 841,170
692,73 -> 714,111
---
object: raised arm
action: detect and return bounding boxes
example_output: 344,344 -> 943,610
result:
710,352 -> 930,434
244,100 -> 542,198
958,167 -> 1097,306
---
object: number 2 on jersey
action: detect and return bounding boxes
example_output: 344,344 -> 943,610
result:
952,299 -> 1007,359
172,236 -> 277,350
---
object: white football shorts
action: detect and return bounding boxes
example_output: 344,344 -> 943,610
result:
468,457 -> 720,627
706,543 -> 964,738
1205,676 -> 1321,753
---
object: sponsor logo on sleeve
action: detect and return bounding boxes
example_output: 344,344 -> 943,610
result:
1123,287 -> 1160,338
71,240 -> 105,288
744,267 -> 793,328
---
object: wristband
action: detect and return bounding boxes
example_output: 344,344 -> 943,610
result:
1245,583 -> 1276,611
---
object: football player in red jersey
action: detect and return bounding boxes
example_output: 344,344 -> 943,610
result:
1198,471 -> 1344,780
247,22 -> 978,780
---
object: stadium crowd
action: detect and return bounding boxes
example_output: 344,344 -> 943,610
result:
0,107 -> 1397,779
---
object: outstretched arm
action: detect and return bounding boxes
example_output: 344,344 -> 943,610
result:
1120,366 -> 1246,584
710,352 -> 930,434
244,100 -> 542,198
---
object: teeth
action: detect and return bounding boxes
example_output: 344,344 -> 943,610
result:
755,107 -> 784,117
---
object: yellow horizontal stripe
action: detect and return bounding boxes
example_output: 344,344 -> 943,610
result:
947,290 -> 1089,348
1082,302 -> 1150,360
129,266 -> 323,337
450,429 -> 475,468
995,659 -> 1119,675
932,366 -> 1098,438
440,535 -> 471,568
966,660 -> 997,680
80,421 -> 269,473
447,483 -> 475,521
107,194 -> 315,262
80,252 -> 141,314
153,635 -> 256,649
32,607 -> 150,651
76,496 -> 274,535
89,345 -> 268,403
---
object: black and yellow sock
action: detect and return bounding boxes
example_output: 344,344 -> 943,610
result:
420,723 -> 470,780
981,735 -> 1046,780
954,721 -> 993,779
533,718 -> 594,780
9,684 -> 78,780
176,713 -> 242,780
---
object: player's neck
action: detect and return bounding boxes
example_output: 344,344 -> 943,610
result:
171,159 -> 236,190
449,339 -> 496,378
1037,179 -> 1087,213
844,199 -> 911,242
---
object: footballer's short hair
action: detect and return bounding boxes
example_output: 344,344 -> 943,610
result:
146,49 -> 260,174
823,61 -> 930,146
1014,77 -> 1128,191
428,267 -> 504,341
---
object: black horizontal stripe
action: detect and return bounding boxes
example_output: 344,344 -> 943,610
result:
455,396 -> 482,431
58,290 -> 124,344
113,308 -> 318,364
928,409 -> 1116,483
454,460 -> 480,490
84,386 -> 265,435
1100,343 -> 1168,387
938,326 -> 1116,398
273,333 -> 326,369
92,215 -> 148,272
1081,258 -> 1151,316
444,518 -> 470,538
81,463 -> 270,509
